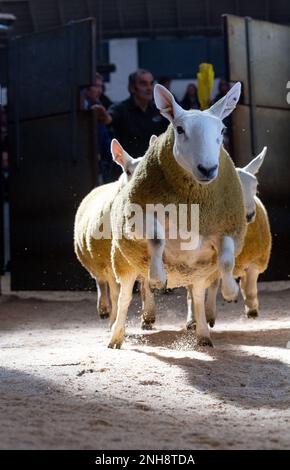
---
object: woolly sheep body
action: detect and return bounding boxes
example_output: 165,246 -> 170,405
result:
234,196 -> 271,277
74,181 -> 122,321
109,125 -> 246,348
111,125 -> 246,288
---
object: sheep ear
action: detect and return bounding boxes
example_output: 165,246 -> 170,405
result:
208,82 -> 241,120
154,84 -> 183,122
149,135 -> 157,146
110,139 -> 131,170
243,147 -> 267,175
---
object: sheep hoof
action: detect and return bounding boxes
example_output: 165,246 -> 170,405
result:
186,320 -> 196,330
208,319 -> 215,328
108,329 -> 124,349
197,336 -> 213,347
108,340 -> 123,349
246,309 -> 258,319
98,306 -> 110,319
141,320 -> 154,330
99,312 -> 110,320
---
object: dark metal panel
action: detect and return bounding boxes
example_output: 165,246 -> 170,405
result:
0,47 -> 8,86
231,105 -> 290,281
225,14 -> 290,109
232,105 -> 290,203
9,113 -> 97,290
0,141 -> 4,277
8,18 -> 97,290
8,19 -> 96,121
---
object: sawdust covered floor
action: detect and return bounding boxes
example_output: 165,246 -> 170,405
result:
0,276 -> 290,450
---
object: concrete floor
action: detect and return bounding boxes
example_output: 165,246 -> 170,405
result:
0,276 -> 290,450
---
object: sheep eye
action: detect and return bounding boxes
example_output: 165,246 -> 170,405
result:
126,170 -> 131,176
177,126 -> 185,135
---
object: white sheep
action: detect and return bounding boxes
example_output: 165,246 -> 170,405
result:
109,82 -> 246,348
186,147 -> 271,328
74,139 -> 145,325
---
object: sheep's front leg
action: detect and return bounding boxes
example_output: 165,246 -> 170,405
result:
96,281 -> 110,319
108,273 -> 136,349
240,266 -> 260,318
205,278 -> 220,328
107,274 -> 120,329
219,236 -> 239,302
189,283 -> 213,347
186,286 -> 195,330
147,215 -> 167,290
187,279 -> 219,330
140,278 -> 156,330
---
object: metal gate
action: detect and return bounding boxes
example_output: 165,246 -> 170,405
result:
8,18 -> 98,290
224,15 -> 290,281
0,113 -> 4,278
0,46 -> 8,282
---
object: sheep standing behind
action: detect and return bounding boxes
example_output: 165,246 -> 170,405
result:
109,83 -> 246,348
187,147 -> 271,328
74,139 -> 148,326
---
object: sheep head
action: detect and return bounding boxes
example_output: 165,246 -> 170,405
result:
154,82 -> 241,184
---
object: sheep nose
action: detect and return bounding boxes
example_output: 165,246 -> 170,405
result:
197,164 -> 218,179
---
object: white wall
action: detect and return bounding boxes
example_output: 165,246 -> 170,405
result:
105,38 -> 138,103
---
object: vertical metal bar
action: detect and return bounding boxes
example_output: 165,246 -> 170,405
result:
0,84 -> 4,282
222,14 -> 235,162
89,18 -> 98,186
68,23 -> 77,164
97,0 -> 104,62
245,16 -> 257,156
9,39 -> 21,169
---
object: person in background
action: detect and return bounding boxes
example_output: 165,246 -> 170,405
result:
99,81 -> 113,110
83,73 -> 113,183
212,78 -> 230,104
181,83 -> 199,110
94,69 -> 168,166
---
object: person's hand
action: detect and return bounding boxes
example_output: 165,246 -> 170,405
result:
90,104 -> 112,124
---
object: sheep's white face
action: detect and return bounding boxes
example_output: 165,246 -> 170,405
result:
237,170 -> 258,223
110,138 -> 142,183
123,157 -> 143,182
172,111 -> 225,182
236,147 -> 267,223
154,83 -> 241,184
